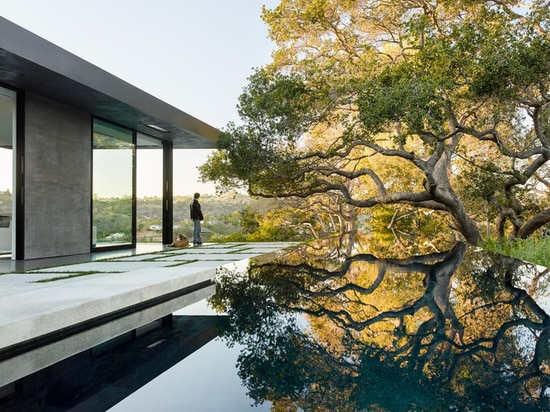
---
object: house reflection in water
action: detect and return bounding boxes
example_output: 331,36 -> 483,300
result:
0,285 -> 219,411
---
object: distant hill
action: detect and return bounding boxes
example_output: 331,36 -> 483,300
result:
0,190 -> 256,243
137,192 -> 252,242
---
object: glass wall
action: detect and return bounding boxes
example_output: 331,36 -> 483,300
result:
92,119 -> 135,249
0,87 -> 15,258
136,133 -> 163,243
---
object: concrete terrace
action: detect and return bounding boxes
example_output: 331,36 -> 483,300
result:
0,242 -> 296,387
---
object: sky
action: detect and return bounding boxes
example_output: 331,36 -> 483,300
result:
0,0 -> 279,196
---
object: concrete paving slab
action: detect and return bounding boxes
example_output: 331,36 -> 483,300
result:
232,242 -> 297,248
236,247 -> 289,253
221,253 -> 271,260
105,253 -> 169,262
167,247 -> 251,254
194,243 -> 244,247
0,285 -> 216,387
0,267 -> 216,350
0,241 -> 297,366
168,260 -> 238,269
0,273 -> 77,284
156,253 -> 260,262
30,260 -> 175,273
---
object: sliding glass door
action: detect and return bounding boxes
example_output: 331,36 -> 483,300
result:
92,119 -> 135,249
136,133 -> 163,243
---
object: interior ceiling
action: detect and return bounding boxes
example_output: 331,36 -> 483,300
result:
0,17 -> 218,149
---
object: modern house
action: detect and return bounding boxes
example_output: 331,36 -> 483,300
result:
0,16 -> 218,260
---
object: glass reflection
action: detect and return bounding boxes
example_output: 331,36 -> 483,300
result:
92,119 -> 134,248
211,238 -> 550,411
0,87 -> 14,257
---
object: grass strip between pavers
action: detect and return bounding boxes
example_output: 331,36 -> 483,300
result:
32,271 -> 126,283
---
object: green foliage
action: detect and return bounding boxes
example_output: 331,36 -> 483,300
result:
211,207 -> 306,243
457,161 -> 505,201
201,69 -> 325,197
0,190 -> 11,218
203,124 -> 301,196
358,66 -> 448,138
93,196 -> 132,242
198,149 -> 246,194
210,231 -> 249,243
239,207 -> 261,234
470,34 -> 550,99
201,0 -> 550,246
238,69 -> 319,139
481,236 -> 550,267
91,193 -> 314,245
93,194 -> 256,243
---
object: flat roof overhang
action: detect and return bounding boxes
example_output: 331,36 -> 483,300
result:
0,16 -> 218,149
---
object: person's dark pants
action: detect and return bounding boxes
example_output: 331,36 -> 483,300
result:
193,219 -> 202,245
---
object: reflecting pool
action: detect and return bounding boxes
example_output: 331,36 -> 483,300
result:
108,300 -> 272,412
208,238 -> 550,411
1,238 -> 549,411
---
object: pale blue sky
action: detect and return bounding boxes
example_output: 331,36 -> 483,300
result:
0,0 -> 278,195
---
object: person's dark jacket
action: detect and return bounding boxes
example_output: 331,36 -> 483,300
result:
190,199 -> 203,220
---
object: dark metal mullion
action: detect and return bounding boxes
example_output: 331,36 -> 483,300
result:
15,90 -> 25,260
132,130 -> 137,248
162,142 -> 173,245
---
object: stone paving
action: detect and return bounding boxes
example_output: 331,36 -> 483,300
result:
0,242 -> 297,379
0,242 -> 295,282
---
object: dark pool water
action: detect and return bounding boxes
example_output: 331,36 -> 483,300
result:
108,299 -> 272,411
2,238 -> 550,411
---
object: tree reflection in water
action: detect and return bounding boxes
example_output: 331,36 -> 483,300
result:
210,238 -> 550,411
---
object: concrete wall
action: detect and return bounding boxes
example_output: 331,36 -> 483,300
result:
24,94 -> 91,259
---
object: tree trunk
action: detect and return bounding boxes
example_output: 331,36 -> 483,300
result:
517,208 -> 550,239
430,153 -> 483,245
447,199 -> 482,245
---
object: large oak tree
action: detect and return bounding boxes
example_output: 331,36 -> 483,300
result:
201,0 -> 550,245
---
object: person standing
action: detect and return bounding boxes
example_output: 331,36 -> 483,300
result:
190,192 -> 204,245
